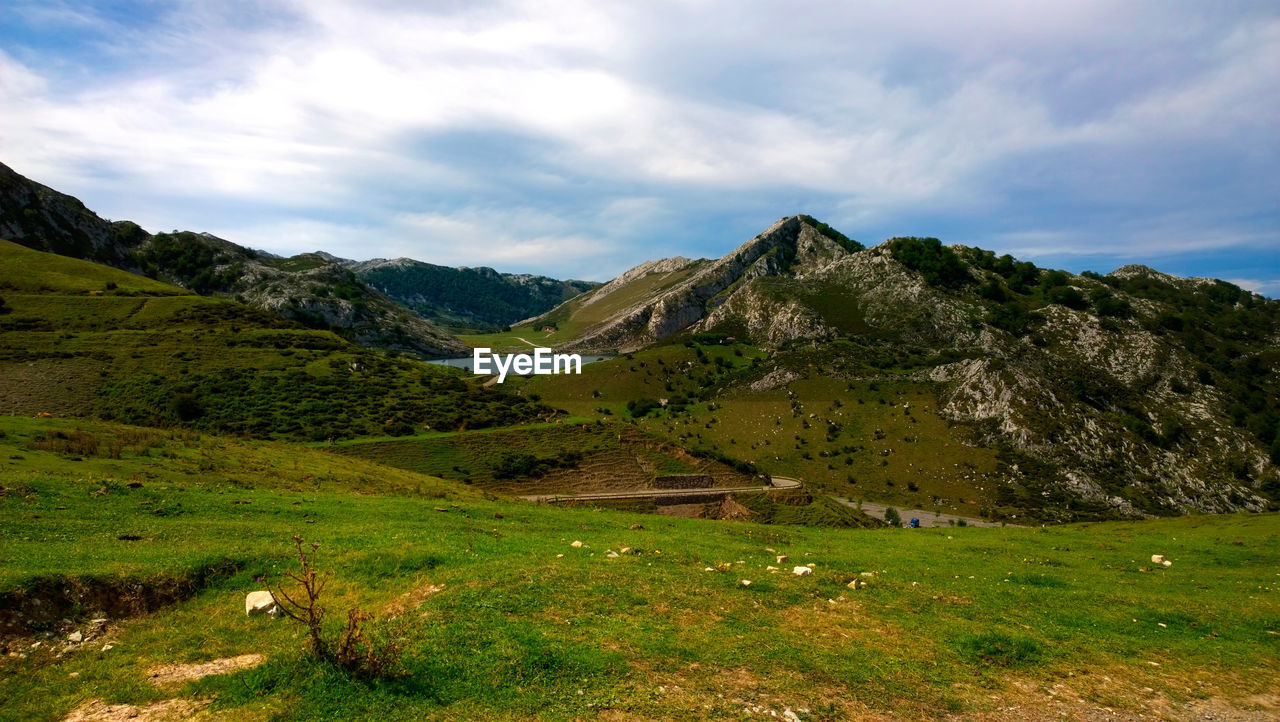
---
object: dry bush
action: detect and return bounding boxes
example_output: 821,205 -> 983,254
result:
274,535 -> 405,677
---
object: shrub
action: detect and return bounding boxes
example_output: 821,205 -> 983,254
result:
883,506 -> 901,526
274,535 -> 405,677
887,237 -> 972,288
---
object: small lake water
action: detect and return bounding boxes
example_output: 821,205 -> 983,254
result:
427,353 -> 615,373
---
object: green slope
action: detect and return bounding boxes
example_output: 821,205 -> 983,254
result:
0,417 -> 1276,720
0,240 -> 552,440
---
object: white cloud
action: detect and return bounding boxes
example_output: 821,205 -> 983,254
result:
0,1 -> 1276,278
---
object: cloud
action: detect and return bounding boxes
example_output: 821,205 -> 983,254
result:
0,1 -> 1276,285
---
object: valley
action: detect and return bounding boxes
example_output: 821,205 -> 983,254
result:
0,171 -> 1277,720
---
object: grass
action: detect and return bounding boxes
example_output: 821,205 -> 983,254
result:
1,416 -> 1277,720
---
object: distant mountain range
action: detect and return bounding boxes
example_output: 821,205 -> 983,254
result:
0,161 -> 594,355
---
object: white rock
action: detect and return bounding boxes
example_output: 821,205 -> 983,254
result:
570,540 -> 583,548
606,551 -> 620,558
847,578 -> 866,589
1162,560 -> 1172,567
741,580 -> 751,586
792,566 -> 813,576
1151,554 -> 1166,564
776,555 -> 789,564
67,631 -> 82,643
245,590 -> 281,617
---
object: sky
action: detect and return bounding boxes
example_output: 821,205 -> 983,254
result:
1,1 -> 1277,292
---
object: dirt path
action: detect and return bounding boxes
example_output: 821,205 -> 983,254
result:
514,337 -> 539,347
833,497 -> 1008,527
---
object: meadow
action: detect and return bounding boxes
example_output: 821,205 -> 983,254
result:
1,417 -> 1276,720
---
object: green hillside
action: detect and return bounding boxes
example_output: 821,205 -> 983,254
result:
0,240 -> 552,440
0,417 -> 1276,720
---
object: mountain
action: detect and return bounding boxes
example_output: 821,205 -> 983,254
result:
0,238 -> 552,438
0,162 -> 474,357
319,254 -> 598,331
518,216 -> 1280,519
524,215 -> 863,351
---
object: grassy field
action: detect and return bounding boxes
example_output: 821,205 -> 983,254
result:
2,416 -> 1277,720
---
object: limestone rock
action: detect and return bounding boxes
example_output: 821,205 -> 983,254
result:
792,566 -> 813,577
244,591 -> 281,618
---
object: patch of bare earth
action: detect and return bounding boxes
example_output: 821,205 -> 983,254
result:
65,697 -> 211,721
146,654 -> 264,687
381,580 -> 445,618
0,358 -> 101,417
948,672 -> 1280,721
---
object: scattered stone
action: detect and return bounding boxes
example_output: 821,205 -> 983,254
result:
620,547 -> 631,554
244,591 -> 281,618
766,566 -> 779,572
776,554 -> 789,564
1151,554 -> 1167,564
741,580 -> 751,586
704,567 -> 716,572
606,551 -> 620,558
433,506 -> 447,512
69,672 -> 79,678
629,524 -> 644,530
556,553 -> 564,558
67,631 -> 83,643
847,578 -> 866,589
1162,559 -> 1172,567
792,566 -> 813,577
101,644 -> 113,652
493,512 -> 503,519
570,540 -> 583,548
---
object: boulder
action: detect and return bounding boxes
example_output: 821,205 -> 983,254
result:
847,578 -> 866,589
570,540 -> 583,548
1151,554 -> 1166,564
792,566 -> 813,577
776,554 -> 789,564
244,591 -> 281,618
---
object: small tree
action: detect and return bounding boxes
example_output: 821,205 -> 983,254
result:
883,507 -> 901,526
274,535 -> 404,677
